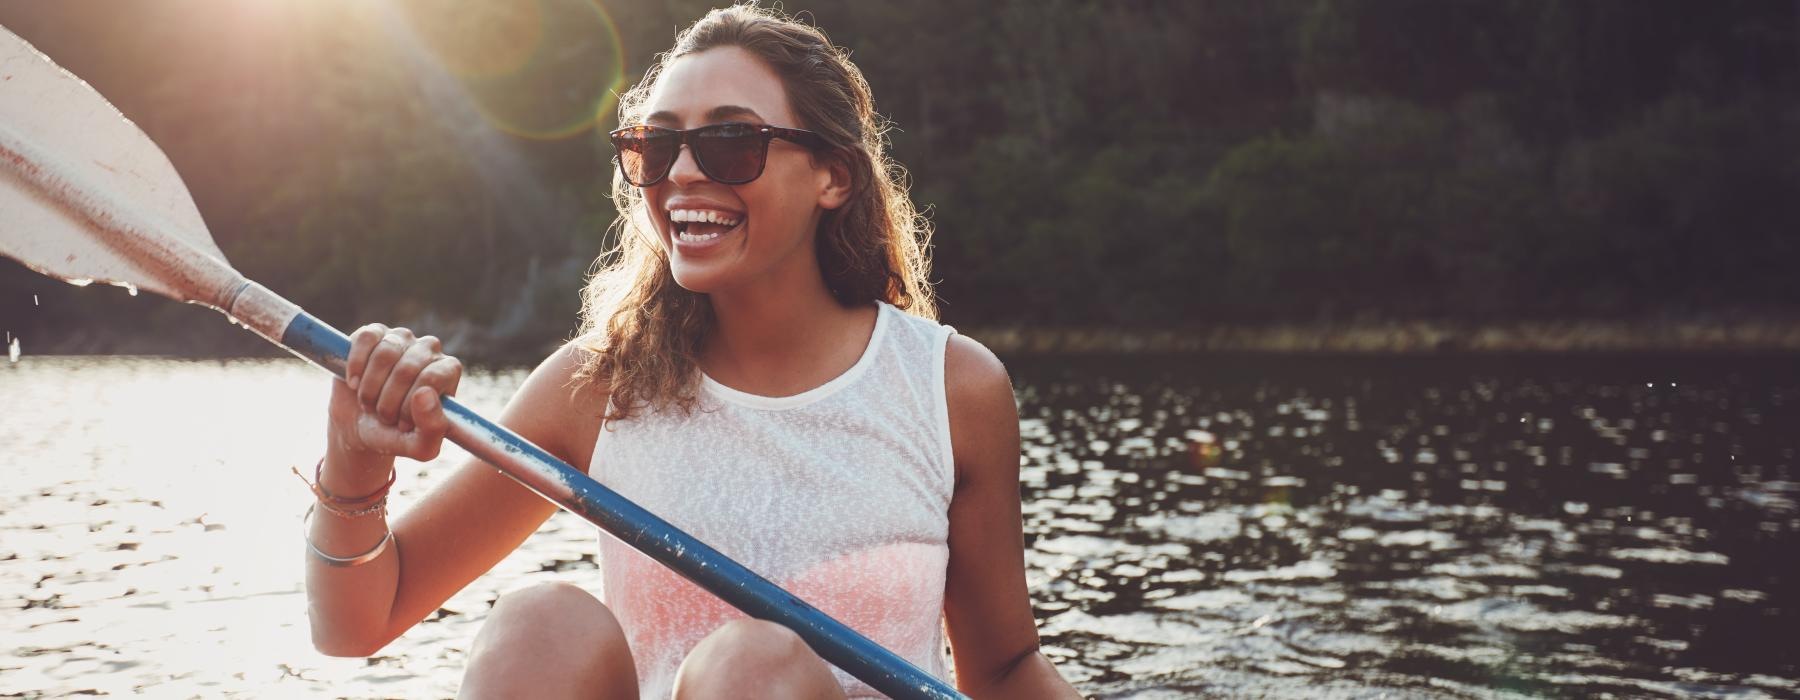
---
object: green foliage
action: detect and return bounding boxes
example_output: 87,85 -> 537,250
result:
1206,99 -> 1458,311
1557,93 -> 1800,310
1,0 -> 1797,358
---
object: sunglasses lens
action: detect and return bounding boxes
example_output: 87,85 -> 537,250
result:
694,124 -> 765,183
613,128 -> 676,185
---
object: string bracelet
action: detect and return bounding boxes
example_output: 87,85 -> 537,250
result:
292,457 -> 395,519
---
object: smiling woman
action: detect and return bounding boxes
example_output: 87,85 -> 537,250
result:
580,24 -> 935,420
298,4 -> 1081,699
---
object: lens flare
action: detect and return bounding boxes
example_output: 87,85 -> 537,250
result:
394,0 -> 626,140
394,1 -> 543,79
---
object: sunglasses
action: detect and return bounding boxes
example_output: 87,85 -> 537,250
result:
608,122 -> 833,187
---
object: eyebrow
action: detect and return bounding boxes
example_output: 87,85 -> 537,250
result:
645,105 -> 766,126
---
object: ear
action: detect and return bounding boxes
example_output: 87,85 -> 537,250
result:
815,150 -> 854,210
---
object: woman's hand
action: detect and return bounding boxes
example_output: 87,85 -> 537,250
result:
328,324 -> 463,463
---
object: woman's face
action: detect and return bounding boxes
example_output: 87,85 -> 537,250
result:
637,46 -> 847,296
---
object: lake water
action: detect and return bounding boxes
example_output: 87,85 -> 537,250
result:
2,355 -> 1796,698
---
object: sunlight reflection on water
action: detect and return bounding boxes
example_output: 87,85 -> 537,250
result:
2,355 -> 1797,698
1,357 -> 548,697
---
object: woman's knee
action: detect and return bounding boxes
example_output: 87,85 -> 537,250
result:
478,581 -> 625,646
488,581 -> 617,625
673,619 -> 842,700
461,581 -> 636,699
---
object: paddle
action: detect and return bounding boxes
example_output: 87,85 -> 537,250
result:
0,27 -> 964,700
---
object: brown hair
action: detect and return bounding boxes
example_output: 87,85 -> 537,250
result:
572,3 -> 936,422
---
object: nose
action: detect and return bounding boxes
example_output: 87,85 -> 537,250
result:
666,143 -> 708,186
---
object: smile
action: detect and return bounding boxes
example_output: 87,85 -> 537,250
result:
668,208 -> 745,249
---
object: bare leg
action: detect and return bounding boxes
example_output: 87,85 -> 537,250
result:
458,581 -> 638,700
671,619 -> 847,700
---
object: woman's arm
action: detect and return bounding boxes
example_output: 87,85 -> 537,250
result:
307,335 -> 607,656
941,335 -> 1083,699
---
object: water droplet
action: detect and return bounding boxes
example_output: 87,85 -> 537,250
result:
32,294 -> 39,306
8,336 -> 19,363
68,278 -> 94,287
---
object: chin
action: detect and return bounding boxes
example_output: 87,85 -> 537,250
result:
669,261 -> 728,295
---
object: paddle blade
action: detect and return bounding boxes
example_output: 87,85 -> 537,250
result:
0,25 -> 235,304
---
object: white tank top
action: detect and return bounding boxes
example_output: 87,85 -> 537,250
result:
589,302 -> 958,699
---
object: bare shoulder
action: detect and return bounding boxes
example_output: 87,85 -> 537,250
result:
501,340 -> 611,469
945,334 -> 1012,404
944,334 -> 1020,487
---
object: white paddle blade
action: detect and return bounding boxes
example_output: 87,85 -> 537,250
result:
0,25 -> 236,304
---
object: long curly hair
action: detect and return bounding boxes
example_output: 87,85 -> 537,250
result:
572,3 -> 936,422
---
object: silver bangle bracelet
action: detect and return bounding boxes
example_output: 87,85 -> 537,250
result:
302,503 -> 393,567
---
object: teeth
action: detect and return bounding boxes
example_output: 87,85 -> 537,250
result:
668,209 -> 742,227
678,229 -> 723,242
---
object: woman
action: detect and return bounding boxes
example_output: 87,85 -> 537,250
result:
300,5 -> 1080,698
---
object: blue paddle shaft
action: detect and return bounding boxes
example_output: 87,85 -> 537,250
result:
276,312 -> 965,700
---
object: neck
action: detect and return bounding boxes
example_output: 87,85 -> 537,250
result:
699,251 -> 876,391
708,285 -> 853,359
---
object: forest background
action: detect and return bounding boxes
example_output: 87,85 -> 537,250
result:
2,1 -> 1796,360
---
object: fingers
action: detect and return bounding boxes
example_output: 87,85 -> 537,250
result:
344,323 -> 390,391
404,388 -> 446,460
376,335 -> 440,424
358,327 -> 416,410
336,324 -> 462,462
351,397 -> 440,462
405,355 -> 462,433
355,387 -> 453,462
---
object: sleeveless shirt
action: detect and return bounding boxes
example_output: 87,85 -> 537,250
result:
588,302 -> 959,699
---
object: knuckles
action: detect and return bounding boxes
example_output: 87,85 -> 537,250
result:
353,324 -> 390,342
424,356 -> 465,389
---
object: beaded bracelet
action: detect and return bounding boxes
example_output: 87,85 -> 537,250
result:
302,503 -> 393,567
291,458 -> 395,519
